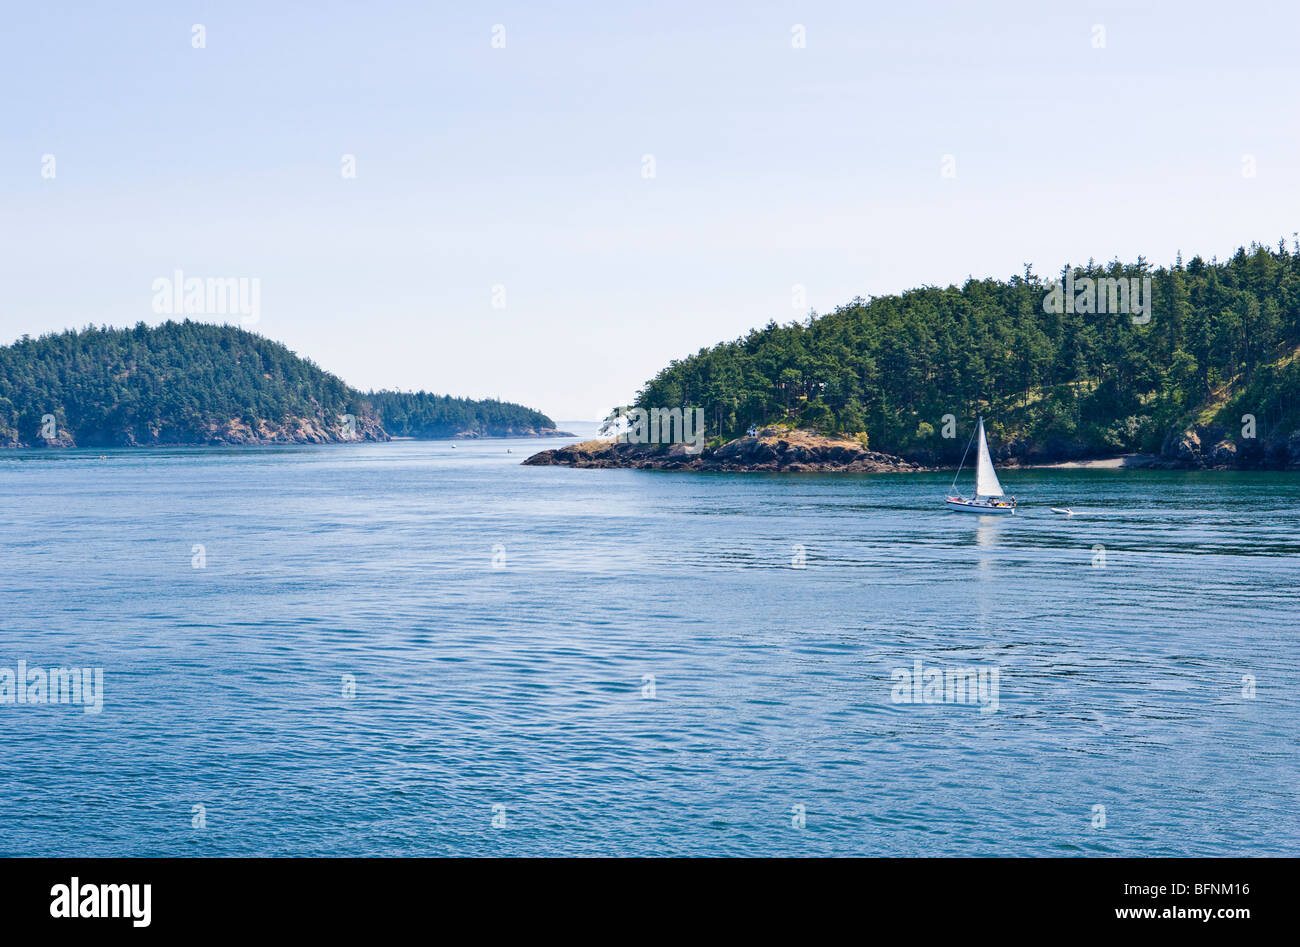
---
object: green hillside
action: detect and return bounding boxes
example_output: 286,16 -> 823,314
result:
633,242 -> 1300,466
366,391 -> 557,439
0,321 -> 556,448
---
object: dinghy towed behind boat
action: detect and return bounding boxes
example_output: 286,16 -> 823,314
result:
945,417 -> 1017,514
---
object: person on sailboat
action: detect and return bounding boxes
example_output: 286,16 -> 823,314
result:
945,417 -> 1016,514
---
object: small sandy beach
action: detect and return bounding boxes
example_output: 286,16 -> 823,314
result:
1025,454 -> 1153,470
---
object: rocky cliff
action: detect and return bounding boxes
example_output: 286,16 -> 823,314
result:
1155,423 -> 1300,470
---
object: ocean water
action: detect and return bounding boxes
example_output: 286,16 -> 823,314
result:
1,438 -> 1297,857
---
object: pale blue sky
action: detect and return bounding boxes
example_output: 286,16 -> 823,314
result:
4,2 -> 1299,419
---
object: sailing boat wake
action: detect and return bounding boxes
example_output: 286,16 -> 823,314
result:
945,417 -> 1017,514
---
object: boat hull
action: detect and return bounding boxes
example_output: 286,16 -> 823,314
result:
945,498 -> 1015,514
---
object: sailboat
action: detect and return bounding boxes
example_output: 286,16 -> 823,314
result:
945,417 -> 1016,514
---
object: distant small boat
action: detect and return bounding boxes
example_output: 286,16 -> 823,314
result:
945,417 -> 1016,514
1051,507 -> 1074,516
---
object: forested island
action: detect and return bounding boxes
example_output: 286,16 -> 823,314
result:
365,390 -> 562,439
616,242 -> 1300,470
0,322 -> 567,448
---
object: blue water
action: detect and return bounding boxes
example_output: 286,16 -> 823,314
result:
1,439 -> 1297,856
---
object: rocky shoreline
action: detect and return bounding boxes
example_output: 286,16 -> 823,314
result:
525,423 -> 1300,473
1002,424 -> 1300,471
450,428 -> 576,439
1,416 -> 575,449
1,414 -> 392,449
1151,423 -> 1300,470
523,428 -> 927,473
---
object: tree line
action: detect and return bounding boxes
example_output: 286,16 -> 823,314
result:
365,390 -> 556,438
633,242 -> 1300,458
0,321 -> 555,446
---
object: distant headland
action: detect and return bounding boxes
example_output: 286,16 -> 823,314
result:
0,322 -> 572,448
532,242 -> 1300,472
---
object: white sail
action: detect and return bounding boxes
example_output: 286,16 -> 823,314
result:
974,418 -> 1004,497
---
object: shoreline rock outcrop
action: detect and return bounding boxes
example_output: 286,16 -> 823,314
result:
523,427 -> 926,472
526,421 -> 1300,473
1152,422 -> 1300,470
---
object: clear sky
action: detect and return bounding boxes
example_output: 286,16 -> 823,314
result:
4,2 -> 1299,420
